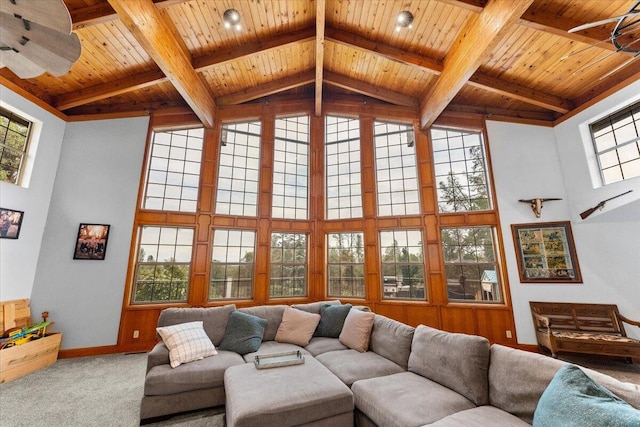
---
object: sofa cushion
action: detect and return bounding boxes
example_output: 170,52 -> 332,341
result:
156,321 -> 217,368
218,311 -> 267,355
291,300 -> 341,314
316,349 -> 405,386
238,305 -> 286,341
339,308 -> 375,352
314,303 -> 352,337
427,406 -> 529,426
370,314 -> 415,370
144,350 -> 244,395
305,337 -> 348,356
157,304 -> 236,347
275,306 -> 321,346
532,364 -> 640,427
409,325 -> 490,406
242,340 -> 311,363
352,371 -> 476,427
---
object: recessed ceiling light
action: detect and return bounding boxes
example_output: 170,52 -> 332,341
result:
395,10 -> 414,32
223,8 -> 241,31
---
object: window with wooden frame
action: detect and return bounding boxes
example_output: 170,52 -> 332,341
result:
142,127 -> 203,212
374,121 -> 420,216
379,229 -> 426,301
0,106 -> 32,186
216,120 -> 261,216
431,127 -> 491,213
441,226 -> 502,303
132,226 -> 194,303
325,116 -> 362,220
270,232 -> 307,298
209,229 -> 256,300
272,115 -> 309,220
590,100 -> 640,185
327,232 -> 365,298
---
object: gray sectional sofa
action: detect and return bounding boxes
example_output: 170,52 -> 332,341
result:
140,301 -> 640,426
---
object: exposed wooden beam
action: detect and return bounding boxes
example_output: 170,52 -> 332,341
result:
216,71 -> 315,106
315,0 -> 326,117
71,0 -> 185,30
193,27 -> 315,71
326,26 -> 572,114
420,0 -> 534,129
55,69 -> 167,111
324,71 -> 418,108
107,0 -> 216,128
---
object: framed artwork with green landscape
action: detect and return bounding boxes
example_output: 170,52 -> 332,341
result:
511,221 -> 582,283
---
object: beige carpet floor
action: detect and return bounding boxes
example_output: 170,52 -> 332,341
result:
0,350 -> 638,427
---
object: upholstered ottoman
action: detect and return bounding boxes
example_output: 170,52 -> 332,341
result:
224,356 -> 353,427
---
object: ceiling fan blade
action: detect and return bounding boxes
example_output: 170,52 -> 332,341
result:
599,52 -> 640,80
0,11 -> 81,76
568,11 -> 640,33
0,0 -> 72,34
0,49 -> 47,78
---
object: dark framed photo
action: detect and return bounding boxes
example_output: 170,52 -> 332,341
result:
0,208 -> 24,239
511,221 -> 582,283
73,224 -> 110,260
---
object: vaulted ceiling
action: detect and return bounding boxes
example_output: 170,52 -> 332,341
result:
1,0 -> 639,128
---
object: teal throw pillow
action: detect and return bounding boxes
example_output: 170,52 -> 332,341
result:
218,311 -> 267,355
533,364 -> 640,427
314,303 -> 352,338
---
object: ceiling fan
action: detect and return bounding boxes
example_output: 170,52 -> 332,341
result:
0,0 -> 81,79
566,0 -> 640,79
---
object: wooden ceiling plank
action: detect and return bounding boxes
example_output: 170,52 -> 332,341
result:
216,70 -> 315,106
107,0 -> 216,128
71,0 -> 187,30
420,0 -> 535,129
324,71 -> 419,108
55,69 -> 167,110
326,26 -> 572,114
315,0 -> 326,116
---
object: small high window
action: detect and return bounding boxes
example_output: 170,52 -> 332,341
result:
0,106 -> 32,185
216,121 -> 261,216
143,127 -> 203,212
590,100 -> 640,185
132,226 -> 194,303
431,128 -> 491,213
270,232 -> 307,298
327,232 -> 365,298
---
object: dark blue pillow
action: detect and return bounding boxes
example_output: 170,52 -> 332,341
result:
533,364 -> 640,427
314,303 -> 352,338
218,311 -> 267,355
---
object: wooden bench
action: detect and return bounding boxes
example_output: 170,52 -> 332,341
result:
529,301 -> 640,363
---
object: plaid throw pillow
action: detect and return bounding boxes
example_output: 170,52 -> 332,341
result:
157,321 -> 217,368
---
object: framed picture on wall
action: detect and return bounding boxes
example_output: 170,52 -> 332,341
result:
73,223 -> 111,260
0,208 -> 24,239
511,221 -> 582,283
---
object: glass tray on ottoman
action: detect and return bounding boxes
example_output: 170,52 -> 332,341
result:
254,350 -> 305,369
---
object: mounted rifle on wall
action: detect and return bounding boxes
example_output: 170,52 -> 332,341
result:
579,190 -> 633,220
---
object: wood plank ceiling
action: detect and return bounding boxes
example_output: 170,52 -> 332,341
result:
1,0 -> 639,128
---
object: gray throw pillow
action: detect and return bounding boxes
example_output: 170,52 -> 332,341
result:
314,303 -> 352,337
218,311 -> 267,355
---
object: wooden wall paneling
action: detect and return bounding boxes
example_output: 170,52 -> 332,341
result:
475,308 -> 517,345
405,304 -> 440,329
188,274 -> 208,306
440,306 -> 477,335
373,303 -> 407,324
428,273 -> 447,306
119,308 -> 161,351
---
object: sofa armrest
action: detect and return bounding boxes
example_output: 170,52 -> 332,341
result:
146,342 -> 170,373
532,311 -> 551,333
617,313 -> 640,328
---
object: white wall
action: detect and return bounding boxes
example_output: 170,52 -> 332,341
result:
30,117 -> 149,349
487,80 -> 640,344
0,85 -> 66,301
